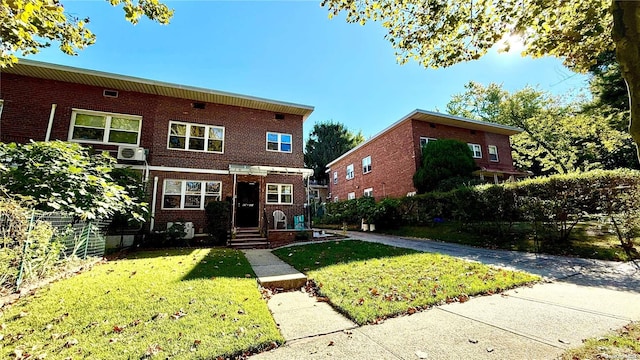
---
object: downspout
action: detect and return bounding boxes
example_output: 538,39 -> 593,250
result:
306,175 -> 311,229
232,173 -> 237,229
45,104 -> 57,141
149,176 -> 159,232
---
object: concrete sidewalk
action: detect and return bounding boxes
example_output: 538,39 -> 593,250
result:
249,233 -> 640,359
243,249 -> 307,290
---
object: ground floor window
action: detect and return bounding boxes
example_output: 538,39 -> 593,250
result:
348,192 -> 356,200
162,179 -> 222,209
363,188 -> 373,197
266,183 -> 293,205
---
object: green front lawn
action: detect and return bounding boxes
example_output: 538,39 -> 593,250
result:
560,322 -> 640,359
1,248 -> 282,359
383,222 -> 633,261
273,241 -> 539,324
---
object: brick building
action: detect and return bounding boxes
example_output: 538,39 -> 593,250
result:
326,109 -> 525,200
0,60 -> 314,243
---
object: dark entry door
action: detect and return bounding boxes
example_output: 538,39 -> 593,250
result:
236,182 -> 259,227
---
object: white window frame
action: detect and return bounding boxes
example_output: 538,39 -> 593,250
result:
488,145 -> 499,162
0,100 -> 4,119
167,120 -> 225,154
346,164 -> 354,180
420,137 -> 437,147
161,179 -> 222,210
362,156 -> 372,174
266,183 -> 294,205
334,196 -> 339,202
266,132 -> 292,153
68,109 -> 142,146
468,143 -> 482,158
347,192 -> 356,200
333,171 -> 338,185
363,188 -> 373,197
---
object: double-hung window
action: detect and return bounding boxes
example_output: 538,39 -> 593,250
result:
362,156 -> 372,174
488,145 -> 499,162
266,132 -> 292,153
69,109 -> 142,145
266,184 -> 293,204
168,121 -> 224,153
333,171 -> 338,184
346,164 -> 354,180
468,143 -> 482,158
162,180 -> 222,210
420,137 -> 437,147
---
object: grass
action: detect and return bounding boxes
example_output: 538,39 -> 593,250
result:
273,240 -> 539,325
560,322 -> 640,359
1,248 -> 282,359
383,222 -> 634,261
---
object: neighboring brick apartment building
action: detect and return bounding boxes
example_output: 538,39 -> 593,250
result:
327,109 -> 525,201
0,60 -> 314,237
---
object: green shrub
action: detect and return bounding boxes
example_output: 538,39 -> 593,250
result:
205,201 -> 232,245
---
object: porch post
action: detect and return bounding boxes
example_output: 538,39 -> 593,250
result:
232,173 -> 237,229
493,173 -> 499,184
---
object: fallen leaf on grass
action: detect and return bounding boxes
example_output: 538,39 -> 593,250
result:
113,325 -> 125,333
171,309 -> 187,320
151,313 -> 167,321
64,339 -> 78,348
142,344 -> 162,359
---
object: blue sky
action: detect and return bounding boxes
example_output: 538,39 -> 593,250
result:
29,1 -> 590,141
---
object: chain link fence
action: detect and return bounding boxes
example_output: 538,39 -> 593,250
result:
1,208 -> 109,292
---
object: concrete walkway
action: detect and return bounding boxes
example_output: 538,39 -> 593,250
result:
243,249 -> 307,290
248,233 -> 640,359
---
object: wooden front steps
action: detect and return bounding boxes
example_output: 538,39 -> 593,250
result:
228,227 -> 269,249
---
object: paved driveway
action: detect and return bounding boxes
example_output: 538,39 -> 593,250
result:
251,232 -> 640,360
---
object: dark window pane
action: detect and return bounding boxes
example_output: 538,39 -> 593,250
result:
267,194 -> 278,203
208,139 -> 223,152
184,195 -> 201,208
163,195 -> 181,208
108,130 -> 138,144
72,127 -> 104,141
189,138 -> 205,150
169,136 -> 186,149
267,142 -> 278,151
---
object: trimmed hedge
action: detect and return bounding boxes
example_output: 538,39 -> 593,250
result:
322,169 -> 640,246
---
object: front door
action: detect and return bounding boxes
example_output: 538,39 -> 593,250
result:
236,182 -> 259,227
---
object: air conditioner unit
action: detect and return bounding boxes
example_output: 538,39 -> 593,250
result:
117,146 -> 146,161
167,221 -> 195,240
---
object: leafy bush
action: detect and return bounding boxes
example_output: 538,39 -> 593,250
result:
205,201 -> 232,246
0,141 -> 147,221
413,139 -> 477,193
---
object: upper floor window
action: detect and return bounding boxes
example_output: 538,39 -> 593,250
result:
420,137 -> 437,147
488,145 -> 499,162
69,109 -> 141,145
162,179 -> 222,210
333,171 -> 338,184
168,121 -> 224,153
468,143 -> 482,158
346,164 -> 354,180
362,156 -> 372,174
363,188 -> 373,197
266,183 -> 293,204
266,132 -> 292,153
347,192 -> 356,200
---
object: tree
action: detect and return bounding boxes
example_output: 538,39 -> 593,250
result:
447,82 -> 636,175
413,139 -> 476,193
304,121 -> 364,182
0,141 -> 147,221
0,0 -> 173,67
321,0 -> 640,159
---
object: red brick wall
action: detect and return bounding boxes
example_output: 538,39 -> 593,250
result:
411,120 -> 516,172
328,118 -> 518,200
1,73 -> 308,234
328,120 -> 418,200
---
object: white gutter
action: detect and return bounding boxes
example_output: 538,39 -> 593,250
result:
45,104 -> 57,141
150,176 -> 159,232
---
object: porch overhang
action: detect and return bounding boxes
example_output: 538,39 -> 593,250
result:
229,164 -> 314,178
